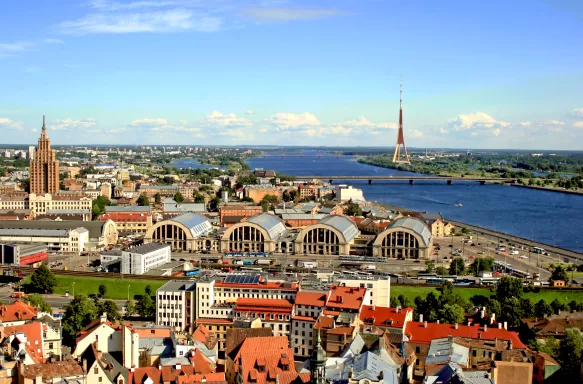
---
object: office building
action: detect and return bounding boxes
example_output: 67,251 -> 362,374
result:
121,243 -> 171,275
29,116 -> 60,195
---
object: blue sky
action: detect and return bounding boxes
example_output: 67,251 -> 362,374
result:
1,0 -> 583,149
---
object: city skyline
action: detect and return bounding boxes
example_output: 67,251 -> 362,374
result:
1,0 -> 583,149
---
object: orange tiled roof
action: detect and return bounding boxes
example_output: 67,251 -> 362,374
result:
215,281 -> 298,290
5,322 -> 45,364
21,361 -> 84,380
236,298 -> 293,308
75,318 -> 118,342
313,315 -> 335,331
0,300 -> 39,323
132,327 -> 172,338
359,305 -> 412,329
277,372 -> 311,384
177,373 -> 226,384
130,366 -> 223,384
234,336 -> 296,384
192,324 -> 212,344
99,212 -> 149,222
294,291 -> 326,307
404,321 -> 526,348
325,285 -> 366,311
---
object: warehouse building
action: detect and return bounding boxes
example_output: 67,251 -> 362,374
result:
372,217 -> 432,259
0,243 -> 48,266
144,213 -> 214,251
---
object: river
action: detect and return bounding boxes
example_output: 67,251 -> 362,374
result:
246,152 -> 583,252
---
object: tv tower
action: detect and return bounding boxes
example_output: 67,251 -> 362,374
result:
392,77 -> 411,164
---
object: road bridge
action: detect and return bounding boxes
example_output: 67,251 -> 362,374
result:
305,175 -> 518,185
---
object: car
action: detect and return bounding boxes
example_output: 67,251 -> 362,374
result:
510,250 -> 519,255
470,243 -> 476,246
520,255 -> 528,259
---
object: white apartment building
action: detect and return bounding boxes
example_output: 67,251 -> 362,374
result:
121,243 -> 171,275
156,281 -> 196,330
336,276 -> 391,307
336,185 -> 365,202
0,227 -> 89,254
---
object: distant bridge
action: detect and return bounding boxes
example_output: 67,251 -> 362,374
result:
260,154 -> 360,158
305,176 -> 519,184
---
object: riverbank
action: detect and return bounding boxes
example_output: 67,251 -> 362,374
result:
512,184 -> 583,196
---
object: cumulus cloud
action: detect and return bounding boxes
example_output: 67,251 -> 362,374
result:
205,111 -> 251,127
570,108 -> 583,118
243,8 -> 347,22
51,118 -> 97,131
573,122 -> 583,128
446,112 -> 510,136
58,9 -> 221,34
0,118 -> 24,131
336,116 -> 397,136
264,112 -> 321,131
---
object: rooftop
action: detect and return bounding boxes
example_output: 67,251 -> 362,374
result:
105,205 -> 151,212
123,242 -> 170,255
318,215 -> 359,243
359,305 -> 412,328
387,217 -> 432,246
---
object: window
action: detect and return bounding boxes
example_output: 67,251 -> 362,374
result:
472,350 -> 477,357
48,342 -> 53,349
99,378 -> 103,383
415,346 -> 420,354
94,367 -> 99,374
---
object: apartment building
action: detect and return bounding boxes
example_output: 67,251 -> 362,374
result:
233,298 -> 293,338
156,281 -> 196,331
121,243 -> 171,275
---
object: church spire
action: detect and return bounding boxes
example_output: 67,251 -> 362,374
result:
42,115 -> 46,131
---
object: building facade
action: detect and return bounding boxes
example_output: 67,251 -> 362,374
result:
29,116 -> 60,195
121,243 -> 171,275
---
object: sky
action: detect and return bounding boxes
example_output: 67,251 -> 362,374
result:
1,0 -> 583,149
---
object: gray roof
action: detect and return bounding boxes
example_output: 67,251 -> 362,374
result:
388,217 -> 432,247
318,215 -> 359,243
281,213 -> 327,220
247,213 -> 287,240
105,205 -> 151,213
0,228 -> 71,237
46,209 -> 90,215
0,220 -> 113,239
424,362 -> 493,384
163,199 -> 205,213
123,243 -> 170,255
426,337 -> 469,366
352,352 -> 400,383
170,213 -> 213,238
157,280 -> 196,293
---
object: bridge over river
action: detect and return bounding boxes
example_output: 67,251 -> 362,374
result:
305,175 -> 520,184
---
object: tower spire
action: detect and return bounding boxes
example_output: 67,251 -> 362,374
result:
42,115 -> 46,131
392,76 -> 411,165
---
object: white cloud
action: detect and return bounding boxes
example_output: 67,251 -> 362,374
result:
90,0 -> 191,11
51,118 -> 97,131
439,128 -> 449,134
573,122 -> 583,128
58,9 -> 221,34
245,110 -> 255,115
446,112 -> 510,136
0,41 -> 30,57
205,111 -> 251,127
106,127 -> 128,133
570,108 -> 583,118
0,118 -> 24,131
411,130 -> 424,138
243,7 -> 347,22
543,120 -> 565,126
130,118 -> 170,130
43,38 -> 64,44
264,112 -> 321,131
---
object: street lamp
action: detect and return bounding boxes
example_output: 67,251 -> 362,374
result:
128,285 -> 131,301
72,282 -> 75,297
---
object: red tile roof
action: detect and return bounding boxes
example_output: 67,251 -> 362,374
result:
130,365 -> 222,384
313,315 -> 335,331
133,327 -> 172,338
215,281 -> 298,290
192,324 -> 212,344
195,318 -> 234,324
327,326 -> 355,335
75,318 -> 118,343
404,321 -> 526,349
236,298 -> 293,308
0,300 -> 38,323
5,322 -> 44,363
21,361 -> 84,380
276,372 -> 311,384
99,212 -> 149,222
325,285 -> 366,311
234,336 -> 296,384
295,291 -> 326,307
359,305 -> 413,329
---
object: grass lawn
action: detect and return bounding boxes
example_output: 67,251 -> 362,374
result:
391,285 -> 583,304
22,275 -> 166,300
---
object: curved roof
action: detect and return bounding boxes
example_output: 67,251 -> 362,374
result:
169,213 -> 212,238
387,217 -> 432,246
246,213 -> 287,240
318,215 -> 359,243
0,219 -> 114,239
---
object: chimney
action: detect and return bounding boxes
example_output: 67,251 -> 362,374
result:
490,313 -> 496,324
100,312 -> 107,323
498,323 -> 502,329
437,320 -> 440,324
424,321 -> 427,328
176,363 -> 182,371
503,321 -> 507,330
455,323 -> 458,329
419,314 -> 423,323
484,325 -> 487,332
158,365 -> 162,371
480,309 -> 485,319
82,359 -> 87,373
372,305 -> 375,311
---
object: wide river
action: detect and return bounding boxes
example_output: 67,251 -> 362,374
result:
242,152 -> 583,252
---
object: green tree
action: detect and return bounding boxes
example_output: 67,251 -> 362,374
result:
19,178 -> 30,193
125,299 -> 137,316
550,299 -> 568,314
449,258 -> 466,276
24,293 -> 52,313
98,300 -> 122,321
344,203 -> 362,216
397,294 -> 412,308
436,266 -> 449,276
62,295 -> 97,344
390,296 -> 400,307
145,285 -> 152,296
438,304 -> 465,324
538,337 -> 560,359
496,276 -> 523,302
98,284 -> 107,298
154,193 -> 161,204
174,191 -> 184,203
29,265 -> 57,294
534,300 -> 553,318
558,328 -> 583,380
136,195 -> 150,206
136,294 -> 155,317
193,191 -> 205,203
551,265 -> 569,283
425,260 -> 435,273
470,257 -> 495,274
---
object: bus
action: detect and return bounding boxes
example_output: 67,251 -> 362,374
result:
512,269 -> 532,279
417,273 -> 439,280
480,277 -> 500,286
532,247 -> 546,254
